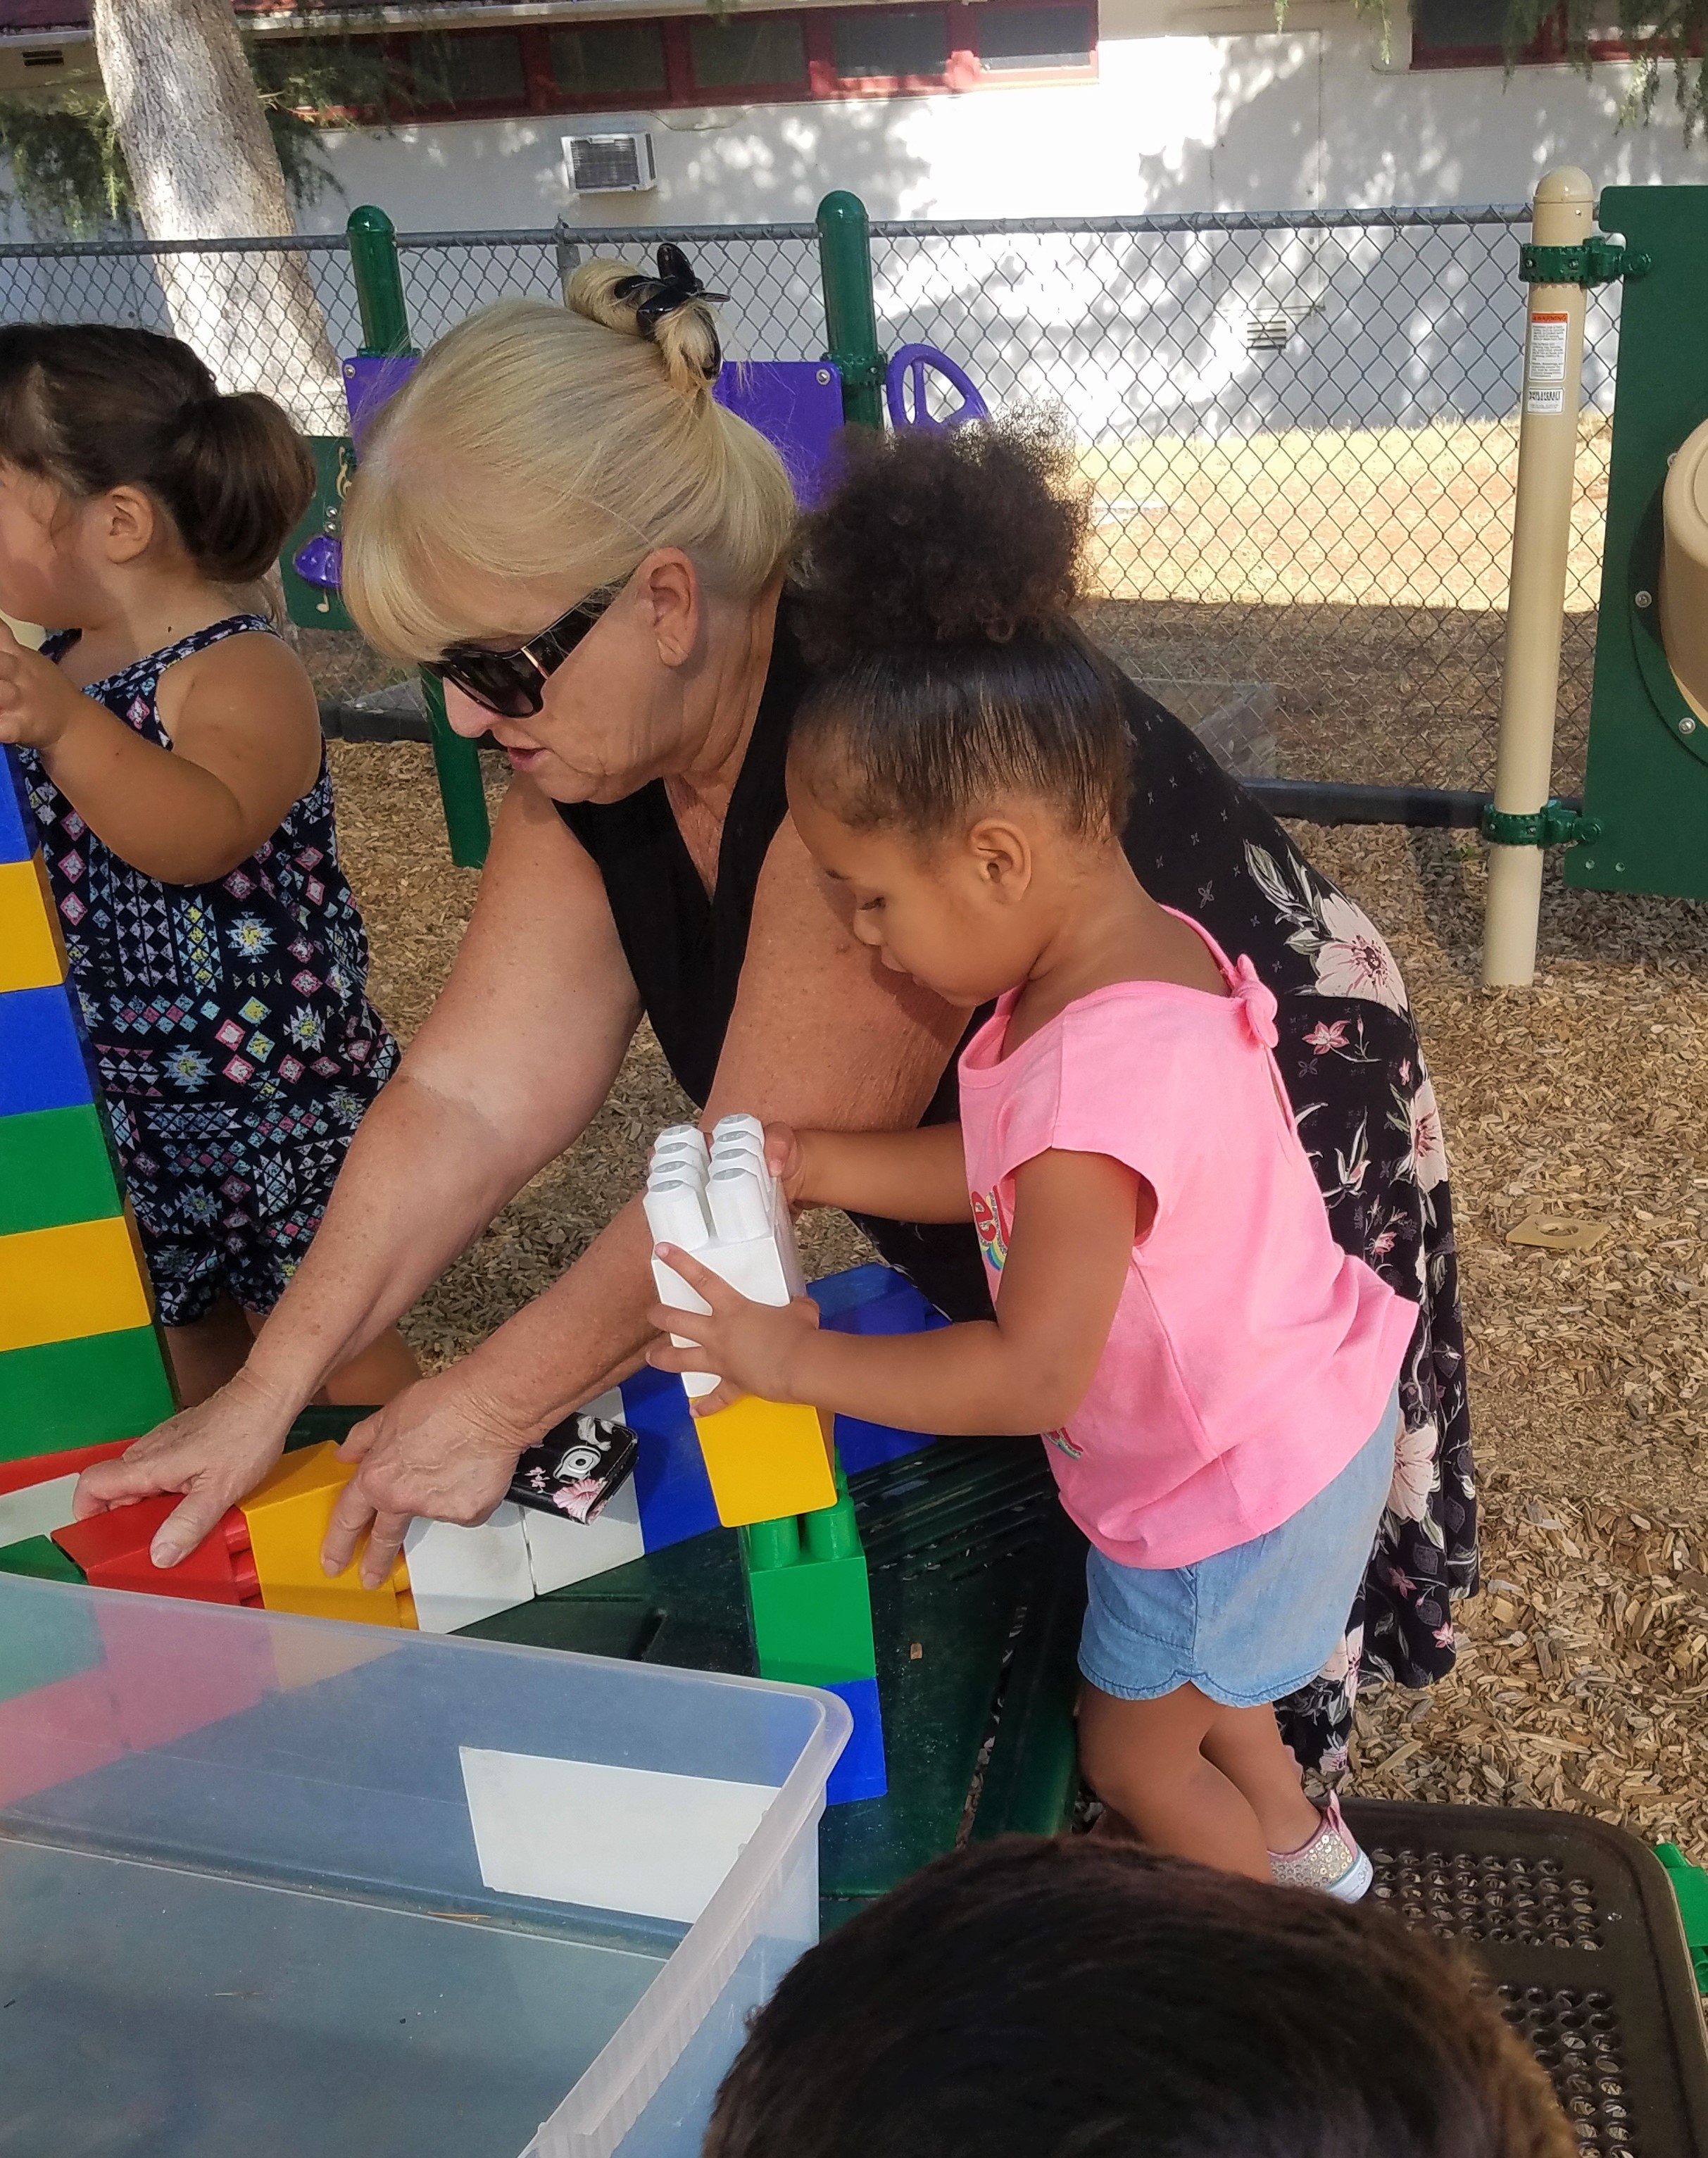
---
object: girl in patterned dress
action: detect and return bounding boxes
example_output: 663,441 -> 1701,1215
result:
0,323 -> 415,1408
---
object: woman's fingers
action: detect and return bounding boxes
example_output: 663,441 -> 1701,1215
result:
150,1486 -> 240,1570
320,1472 -> 381,1579
357,1508 -> 412,1591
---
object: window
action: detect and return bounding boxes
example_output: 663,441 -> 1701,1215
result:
265,4 -> 1097,125
1411,0 -> 1647,65
408,30 -> 526,107
550,23 -> 669,98
977,1 -> 1095,70
831,8 -> 952,79
688,15 -> 810,91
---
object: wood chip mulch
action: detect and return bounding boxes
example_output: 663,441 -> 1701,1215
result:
329,743 -> 1708,1859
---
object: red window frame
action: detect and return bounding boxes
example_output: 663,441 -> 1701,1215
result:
1409,0 -> 1657,68
266,0 -> 1097,122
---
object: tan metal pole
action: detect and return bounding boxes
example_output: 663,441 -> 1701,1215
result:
1483,166 -> 1595,988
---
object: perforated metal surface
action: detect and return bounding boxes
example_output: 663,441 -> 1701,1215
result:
1348,1803 -> 1708,2158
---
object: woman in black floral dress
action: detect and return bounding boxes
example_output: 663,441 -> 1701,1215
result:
95,281 -> 1474,1776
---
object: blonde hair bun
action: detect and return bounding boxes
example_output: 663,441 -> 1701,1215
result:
568,242 -> 725,404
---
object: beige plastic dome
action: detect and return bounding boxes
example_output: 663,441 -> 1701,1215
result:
1659,415 -> 1708,721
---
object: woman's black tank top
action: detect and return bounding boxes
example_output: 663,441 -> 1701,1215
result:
555,597 -> 989,1315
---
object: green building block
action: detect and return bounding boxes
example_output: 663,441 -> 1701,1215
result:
0,1103 -> 125,1237
0,1533 -> 86,1586
0,1553 -> 102,1705
1656,1843 -> 1708,1992
0,1326 -> 176,1462
741,1476 -> 877,1687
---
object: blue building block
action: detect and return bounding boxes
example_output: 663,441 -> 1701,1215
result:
0,985 -> 96,1117
808,1265 -> 949,1474
822,1674 -> 888,1805
619,1363 -> 721,1553
0,751 -> 30,865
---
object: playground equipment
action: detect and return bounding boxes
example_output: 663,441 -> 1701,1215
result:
0,746 -> 175,1460
284,191 -> 988,874
1483,168 -> 1708,982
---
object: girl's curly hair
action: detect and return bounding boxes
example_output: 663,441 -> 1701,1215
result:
790,418 -> 1132,840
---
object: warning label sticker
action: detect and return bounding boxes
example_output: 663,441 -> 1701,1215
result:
1525,311 -> 1569,415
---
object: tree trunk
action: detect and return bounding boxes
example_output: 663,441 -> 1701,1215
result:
93,0 -> 344,433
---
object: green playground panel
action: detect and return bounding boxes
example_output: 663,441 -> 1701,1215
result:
1657,1843 -> 1708,1993
280,437 -> 358,635
1571,185 -> 1708,901
0,1103 -> 125,1238
0,1327 -> 177,1462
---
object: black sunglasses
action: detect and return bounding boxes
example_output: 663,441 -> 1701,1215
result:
425,587 -> 618,719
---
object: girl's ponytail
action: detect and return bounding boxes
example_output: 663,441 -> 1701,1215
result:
154,391 -> 316,585
0,322 -> 315,586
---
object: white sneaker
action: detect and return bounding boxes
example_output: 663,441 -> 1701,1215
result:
1268,1793 -> 1373,1902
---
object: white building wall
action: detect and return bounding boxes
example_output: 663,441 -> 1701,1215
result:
268,2 -> 1707,234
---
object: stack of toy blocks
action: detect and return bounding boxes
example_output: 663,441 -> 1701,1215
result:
644,1115 -> 887,1802
644,1116 -> 838,1525
743,1473 -> 886,1803
0,746 -> 177,1467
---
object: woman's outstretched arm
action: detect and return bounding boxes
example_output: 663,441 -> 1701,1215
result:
74,776 -> 644,1560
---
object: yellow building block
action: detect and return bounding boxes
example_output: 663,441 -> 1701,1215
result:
0,856 -> 67,993
239,1441 -> 417,1629
693,1395 -> 837,1529
0,1213 -> 152,1354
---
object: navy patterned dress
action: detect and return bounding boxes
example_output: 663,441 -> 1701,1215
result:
18,615 -> 396,1325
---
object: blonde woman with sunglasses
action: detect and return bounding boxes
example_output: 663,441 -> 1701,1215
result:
77,251 -> 1473,1777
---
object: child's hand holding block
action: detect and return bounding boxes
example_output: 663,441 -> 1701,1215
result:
643,1117 -> 836,1526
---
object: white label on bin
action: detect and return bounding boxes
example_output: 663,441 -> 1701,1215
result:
1526,312 -> 1569,413
460,1747 -> 777,1924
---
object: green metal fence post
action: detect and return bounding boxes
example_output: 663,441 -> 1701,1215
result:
346,205 -> 413,358
816,190 -> 886,431
344,205 -> 490,870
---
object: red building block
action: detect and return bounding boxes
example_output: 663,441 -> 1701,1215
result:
0,1437 -> 130,1500
53,1497 -> 261,1607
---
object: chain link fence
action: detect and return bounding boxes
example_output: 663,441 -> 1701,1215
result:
1,206 -> 1615,797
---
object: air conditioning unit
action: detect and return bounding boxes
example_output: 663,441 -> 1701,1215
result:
564,131 -> 658,195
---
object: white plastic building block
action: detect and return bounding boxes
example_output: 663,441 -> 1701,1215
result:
0,1473 -> 80,1549
401,1503 -> 536,1634
520,1475 -> 645,1595
643,1116 -> 805,1398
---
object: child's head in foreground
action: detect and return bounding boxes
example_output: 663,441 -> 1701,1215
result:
703,1837 -> 1571,2158
0,322 -> 313,629
787,420 -> 1134,1008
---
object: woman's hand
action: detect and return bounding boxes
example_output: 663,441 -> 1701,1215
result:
648,1243 -> 823,1413
71,1368 -> 298,1568
320,1365 -> 537,1588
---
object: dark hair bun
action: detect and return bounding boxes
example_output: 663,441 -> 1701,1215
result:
797,418 -> 1088,668
157,392 -> 317,584
0,323 -> 315,587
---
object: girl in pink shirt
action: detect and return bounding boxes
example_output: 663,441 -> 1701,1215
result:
648,421 -> 1417,1895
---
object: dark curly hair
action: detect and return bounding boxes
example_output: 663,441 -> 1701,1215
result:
789,419 -> 1131,840
705,1838 -> 1575,2158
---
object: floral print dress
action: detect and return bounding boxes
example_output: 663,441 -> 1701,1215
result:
18,615 -> 397,1326
1112,684 -> 1475,1773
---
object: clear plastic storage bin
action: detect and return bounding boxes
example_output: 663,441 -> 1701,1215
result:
0,1576 -> 848,2158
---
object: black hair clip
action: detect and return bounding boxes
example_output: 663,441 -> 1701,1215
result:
613,242 -> 729,377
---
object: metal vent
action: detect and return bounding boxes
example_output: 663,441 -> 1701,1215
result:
1369,1845 -> 1605,1950
564,132 -> 656,194
1245,310 -> 1293,353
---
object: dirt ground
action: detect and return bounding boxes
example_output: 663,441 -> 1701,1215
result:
332,741 -> 1708,1859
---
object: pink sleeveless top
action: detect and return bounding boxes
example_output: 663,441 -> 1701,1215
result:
957,915 -> 1417,1569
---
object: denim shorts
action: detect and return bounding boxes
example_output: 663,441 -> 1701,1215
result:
1077,1385 -> 1400,1710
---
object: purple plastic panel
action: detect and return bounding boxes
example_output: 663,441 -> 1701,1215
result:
714,360 -> 845,508
341,354 -> 420,451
